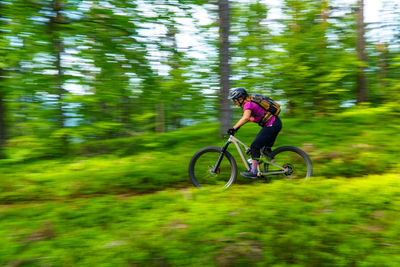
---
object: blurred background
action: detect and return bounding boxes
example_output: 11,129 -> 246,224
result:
1,0 -> 399,159
2,1 -> 400,266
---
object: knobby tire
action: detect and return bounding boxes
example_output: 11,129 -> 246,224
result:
188,146 -> 237,188
264,145 -> 313,182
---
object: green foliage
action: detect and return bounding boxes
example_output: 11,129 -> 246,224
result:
0,105 -> 400,265
1,0 -> 400,158
1,0 -> 400,264
231,1 -> 272,92
1,105 -> 400,204
2,175 -> 400,265
269,0 -> 360,114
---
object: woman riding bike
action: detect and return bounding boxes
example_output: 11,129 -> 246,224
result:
227,87 -> 282,179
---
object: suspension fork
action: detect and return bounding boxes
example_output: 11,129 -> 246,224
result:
212,141 -> 231,173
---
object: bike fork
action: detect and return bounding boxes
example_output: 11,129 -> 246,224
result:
212,141 -> 230,173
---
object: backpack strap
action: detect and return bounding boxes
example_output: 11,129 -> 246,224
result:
258,113 -> 274,127
248,98 -> 267,117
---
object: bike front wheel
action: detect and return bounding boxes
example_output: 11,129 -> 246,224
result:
188,146 -> 237,188
264,146 -> 312,183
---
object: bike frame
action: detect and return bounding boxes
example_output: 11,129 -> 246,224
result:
213,135 -> 286,176
228,135 -> 252,171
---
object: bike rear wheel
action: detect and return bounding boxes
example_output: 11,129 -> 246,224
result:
188,146 -> 237,188
263,146 -> 312,183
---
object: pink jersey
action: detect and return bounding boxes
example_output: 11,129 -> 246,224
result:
243,101 -> 276,127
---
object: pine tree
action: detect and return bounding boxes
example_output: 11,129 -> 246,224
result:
218,0 -> 231,134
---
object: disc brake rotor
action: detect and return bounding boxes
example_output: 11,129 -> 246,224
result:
283,164 -> 294,176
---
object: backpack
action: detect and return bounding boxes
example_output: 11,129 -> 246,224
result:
248,94 -> 281,126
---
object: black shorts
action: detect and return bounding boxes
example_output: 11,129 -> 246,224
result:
250,116 -> 282,159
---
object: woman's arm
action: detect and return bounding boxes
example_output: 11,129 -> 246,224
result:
233,109 -> 252,130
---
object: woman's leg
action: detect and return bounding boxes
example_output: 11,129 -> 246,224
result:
241,117 -> 282,178
250,116 -> 282,160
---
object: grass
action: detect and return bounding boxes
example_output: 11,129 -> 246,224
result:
1,104 -> 400,265
1,104 -> 400,203
2,175 -> 400,266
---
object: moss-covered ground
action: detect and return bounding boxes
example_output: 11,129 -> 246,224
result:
1,104 -> 400,266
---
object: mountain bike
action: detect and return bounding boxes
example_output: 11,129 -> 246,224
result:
188,134 -> 313,188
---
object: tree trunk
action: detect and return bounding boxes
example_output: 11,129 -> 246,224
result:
120,93 -> 131,132
218,0 -> 231,135
315,0 -> 330,111
50,0 -> 68,149
0,69 -> 5,158
319,0 -> 330,49
356,0 -> 368,103
0,3 -> 7,158
376,42 -> 388,95
156,104 -> 165,133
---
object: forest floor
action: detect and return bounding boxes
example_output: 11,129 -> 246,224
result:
1,103 -> 400,266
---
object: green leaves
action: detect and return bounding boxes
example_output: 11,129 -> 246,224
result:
1,0 -> 400,156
